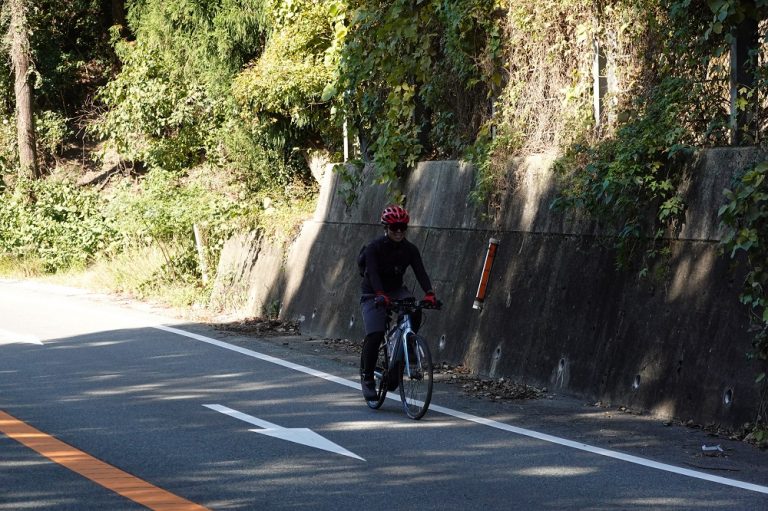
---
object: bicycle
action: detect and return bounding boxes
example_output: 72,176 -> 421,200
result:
360,297 -> 441,420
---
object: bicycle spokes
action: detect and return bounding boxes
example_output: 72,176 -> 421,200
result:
399,335 -> 433,420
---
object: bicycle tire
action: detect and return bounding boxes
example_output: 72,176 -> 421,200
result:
399,334 -> 433,419
363,342 -> 388,409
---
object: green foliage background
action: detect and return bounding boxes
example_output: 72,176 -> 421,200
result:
329,0 -> 502,186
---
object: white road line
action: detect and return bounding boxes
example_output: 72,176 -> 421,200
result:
154,325 -> 359,389
154,324 -> 768,495
0,328 -> 43,346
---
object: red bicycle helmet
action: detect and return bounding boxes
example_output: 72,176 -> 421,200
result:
380,205 -> 409,225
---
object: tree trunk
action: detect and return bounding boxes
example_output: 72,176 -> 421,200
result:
109,0 -> 128,37
8,0 -> 38,179
112,0 -> 126,27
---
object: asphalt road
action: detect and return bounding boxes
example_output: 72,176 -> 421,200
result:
1,279 -> 767,510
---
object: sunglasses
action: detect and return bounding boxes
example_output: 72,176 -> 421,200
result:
387,223 -> 408,232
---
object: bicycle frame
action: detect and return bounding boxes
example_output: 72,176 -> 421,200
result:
386,311 -> 420,379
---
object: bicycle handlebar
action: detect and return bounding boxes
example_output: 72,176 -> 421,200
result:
386,297 -> 442,312
361,294 -> 443,311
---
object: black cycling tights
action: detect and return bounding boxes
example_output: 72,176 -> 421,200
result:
361,331 -> 384,380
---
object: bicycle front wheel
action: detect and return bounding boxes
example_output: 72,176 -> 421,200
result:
399,334 -> 433,419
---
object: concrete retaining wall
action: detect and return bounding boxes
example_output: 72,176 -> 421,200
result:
211,148 -> 765,427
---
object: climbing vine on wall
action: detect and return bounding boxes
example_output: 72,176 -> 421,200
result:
719,162 -> 768,383
327,0 -> 503,193
545,1 -> 734,267
469,1 -> 667,214
538,0 -> 768,416
551,77 -> 696,268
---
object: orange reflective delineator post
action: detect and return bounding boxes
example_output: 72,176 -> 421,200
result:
473,238 -> 499,310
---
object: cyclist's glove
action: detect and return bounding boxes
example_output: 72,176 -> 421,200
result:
374,291 -> 390,308
423,291 -> 437,307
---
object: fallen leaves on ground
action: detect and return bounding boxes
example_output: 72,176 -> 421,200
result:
436,363 -> 546,401
212,317 -> 301,336
318,338 -> 361,354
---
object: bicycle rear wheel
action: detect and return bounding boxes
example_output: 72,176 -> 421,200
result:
363,342 -> 388,409
399,334 -> 433,419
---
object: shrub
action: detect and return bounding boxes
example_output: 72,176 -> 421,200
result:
0,179 -> 116,272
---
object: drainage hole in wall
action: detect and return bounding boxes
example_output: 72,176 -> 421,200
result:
348,315 -> 355,329
439,335 -> 446,351
493,346 -> 502,360
632,375 -> 641,390
558,358 -> 566,371
723,388 -> 734,407
312,308 -> 317,320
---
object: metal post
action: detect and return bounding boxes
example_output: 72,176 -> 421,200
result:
343,118 -> 349,161
593,39 -> 607,127
193,223 -> 209,284
730,18 -> 759,145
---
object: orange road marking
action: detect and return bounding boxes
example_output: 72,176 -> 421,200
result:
0,410 -> 209,511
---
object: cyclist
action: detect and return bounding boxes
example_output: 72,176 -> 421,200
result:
359,205 -> 437,401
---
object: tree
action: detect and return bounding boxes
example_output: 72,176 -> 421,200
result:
6,0 -> 38,179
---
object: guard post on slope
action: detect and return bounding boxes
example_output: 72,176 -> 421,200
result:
473,238 -> 499,310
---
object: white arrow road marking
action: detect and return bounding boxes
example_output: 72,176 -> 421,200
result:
0,329 -> 42,346
203,404 -> 365,461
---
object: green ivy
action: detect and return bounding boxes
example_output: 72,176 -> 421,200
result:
552,77 -> 696,267
330,0 -> 502,189
719,161 -> 768,381
332,160 -> 364,209
541,0 -> 744,269
541,0 -> 768,424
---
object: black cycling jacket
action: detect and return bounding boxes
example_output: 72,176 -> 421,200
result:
360,235 -> 433,295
